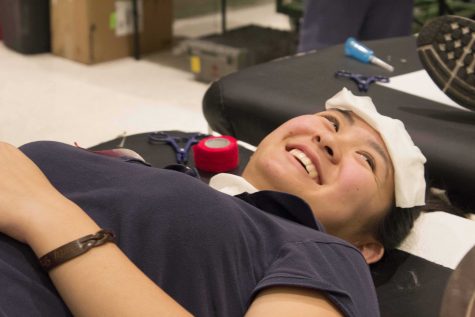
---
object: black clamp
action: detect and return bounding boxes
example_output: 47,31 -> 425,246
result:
335,70 -> 389,92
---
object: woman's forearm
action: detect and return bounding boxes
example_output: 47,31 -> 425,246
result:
0,143 -> 191,316
26,198 -> 192,317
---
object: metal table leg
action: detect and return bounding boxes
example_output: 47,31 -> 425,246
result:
132,0 -> 140,60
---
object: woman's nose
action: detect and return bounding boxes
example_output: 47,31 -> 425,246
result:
315,133 -> 340,164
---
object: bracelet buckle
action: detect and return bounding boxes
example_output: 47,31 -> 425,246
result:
79,229 -> 116,249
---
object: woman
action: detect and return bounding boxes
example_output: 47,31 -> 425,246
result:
0,88 -> 425,316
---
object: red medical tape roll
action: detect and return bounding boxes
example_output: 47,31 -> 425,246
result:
193,136 -> 239,173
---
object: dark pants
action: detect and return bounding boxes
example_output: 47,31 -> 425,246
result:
298,0 -> 414,52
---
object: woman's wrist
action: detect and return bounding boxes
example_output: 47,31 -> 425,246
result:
23,196 -> 101,258
39,229 -> 116,271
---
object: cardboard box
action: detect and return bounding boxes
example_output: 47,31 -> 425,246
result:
51,0 -> 172,64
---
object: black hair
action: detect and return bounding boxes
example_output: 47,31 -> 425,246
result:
374,205 -> 422,251
373,185 -> 469,251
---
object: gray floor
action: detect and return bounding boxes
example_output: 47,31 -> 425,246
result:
0,3 -> 290,148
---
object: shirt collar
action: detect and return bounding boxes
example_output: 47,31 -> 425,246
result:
209,174 -> 323,231
209,173 -> 258,196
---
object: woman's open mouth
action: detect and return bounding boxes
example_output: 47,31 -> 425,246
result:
289,148 -> 320,182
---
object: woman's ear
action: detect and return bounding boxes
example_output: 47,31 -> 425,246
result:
355,240 -> 385,264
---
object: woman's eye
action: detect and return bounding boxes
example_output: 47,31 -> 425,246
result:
322,115 -> 339,132
359,152 -> 376,171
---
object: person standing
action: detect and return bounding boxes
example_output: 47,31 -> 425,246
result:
298,0 -> 414,52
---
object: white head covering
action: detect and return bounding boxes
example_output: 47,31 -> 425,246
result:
325,87 -> 426,208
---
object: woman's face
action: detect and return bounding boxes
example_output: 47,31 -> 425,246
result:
242,110 -> 395,242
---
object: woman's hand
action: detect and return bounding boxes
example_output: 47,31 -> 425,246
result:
0,141 -> 66,243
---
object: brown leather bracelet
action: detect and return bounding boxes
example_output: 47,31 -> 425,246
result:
39,229 -> 116,271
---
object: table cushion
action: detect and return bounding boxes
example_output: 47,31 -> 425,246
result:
202,36 -> 475,210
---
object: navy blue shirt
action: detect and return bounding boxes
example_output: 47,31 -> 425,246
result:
0,141 -> 379,316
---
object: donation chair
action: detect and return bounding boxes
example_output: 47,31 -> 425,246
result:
200,35 -> 475,317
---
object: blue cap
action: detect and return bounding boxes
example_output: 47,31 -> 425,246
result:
344,37 -> 373,63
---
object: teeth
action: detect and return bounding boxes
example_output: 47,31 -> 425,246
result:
290,149 -> 319,179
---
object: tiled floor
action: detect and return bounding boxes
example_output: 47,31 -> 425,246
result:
0,2 -> 290,148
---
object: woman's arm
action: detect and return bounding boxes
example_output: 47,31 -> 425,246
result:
0,142 -> 192,317
245,287 -> 343,317
30,201 -> 192,317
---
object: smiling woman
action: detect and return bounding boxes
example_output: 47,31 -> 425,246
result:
0,88 -> 426,317
242,110 -> 395,246
243,88 -> 425,253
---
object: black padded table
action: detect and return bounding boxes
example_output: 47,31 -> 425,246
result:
89,131 -> 254,184
203,35 -> 475,211
200,35 -> 475,317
